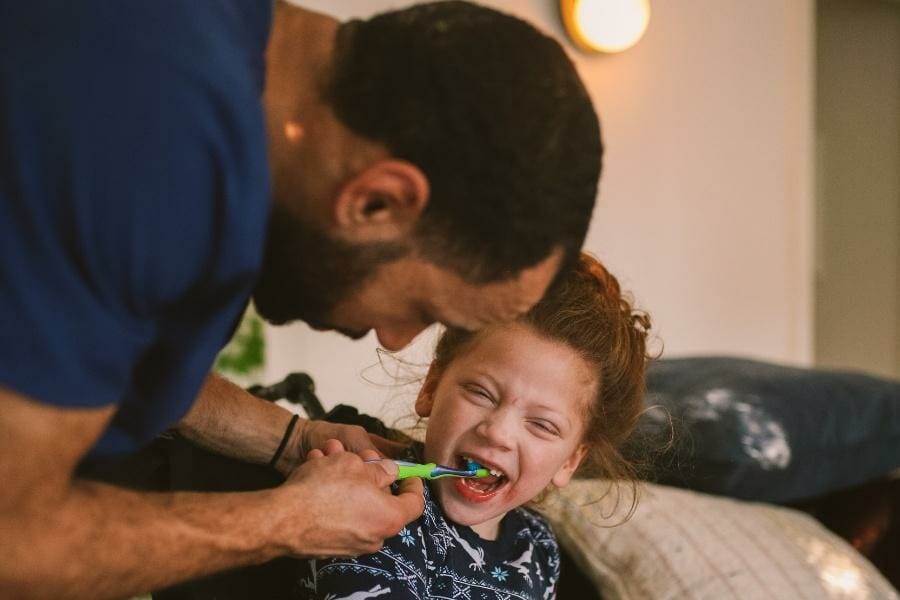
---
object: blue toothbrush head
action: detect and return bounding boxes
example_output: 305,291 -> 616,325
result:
465,458 -> 484,472
425,458 -> 491,479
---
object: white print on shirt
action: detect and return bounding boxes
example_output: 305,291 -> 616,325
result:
503,542 -> 534,580
448,525 -> 487,572
323,584 -> 390,600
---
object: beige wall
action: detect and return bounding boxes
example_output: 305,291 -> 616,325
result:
815,0 -> 900,378
265,0 -> 816,419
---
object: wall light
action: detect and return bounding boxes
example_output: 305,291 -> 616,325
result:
560,0 -> 650,54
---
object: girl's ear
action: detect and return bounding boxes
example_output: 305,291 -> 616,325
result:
415,364 -> 442,418
551,444 -> 588,488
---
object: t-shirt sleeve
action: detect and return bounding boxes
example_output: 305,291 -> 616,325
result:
0,9 -> 265,411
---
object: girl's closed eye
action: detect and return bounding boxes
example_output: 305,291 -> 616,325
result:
463,383 -> 495,405
528,418 -> 561,438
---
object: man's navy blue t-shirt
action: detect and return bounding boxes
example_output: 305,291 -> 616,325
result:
0,2 -> 272,458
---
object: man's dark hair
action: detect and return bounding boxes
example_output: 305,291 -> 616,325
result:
324,0 -> 602,283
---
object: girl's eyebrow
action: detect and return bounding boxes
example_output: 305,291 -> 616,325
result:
468,369 -> 502,392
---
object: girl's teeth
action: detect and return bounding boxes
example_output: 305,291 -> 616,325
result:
462,455 -> 505,479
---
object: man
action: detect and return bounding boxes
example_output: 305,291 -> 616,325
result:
0,1 -> 602,598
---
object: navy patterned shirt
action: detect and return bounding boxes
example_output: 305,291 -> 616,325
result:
294,481 -> 560,600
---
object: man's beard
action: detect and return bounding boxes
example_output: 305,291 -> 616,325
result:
252,204 -> 407,335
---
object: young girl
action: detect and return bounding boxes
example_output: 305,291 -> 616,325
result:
295,253 -> 650,600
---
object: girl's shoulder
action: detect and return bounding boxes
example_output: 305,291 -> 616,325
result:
504,507 -> 562,594
510,505 -> 558,546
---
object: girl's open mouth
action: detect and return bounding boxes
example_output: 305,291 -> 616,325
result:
453,455 -> 509,502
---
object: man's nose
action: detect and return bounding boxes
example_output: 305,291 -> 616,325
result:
375,323 -> 429,351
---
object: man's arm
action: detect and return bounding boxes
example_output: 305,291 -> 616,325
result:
0,386 -> 424,600
177,374 -> 406,475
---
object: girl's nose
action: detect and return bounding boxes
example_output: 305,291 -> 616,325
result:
475,410 -> 515,450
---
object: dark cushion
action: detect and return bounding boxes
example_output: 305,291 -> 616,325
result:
626,356 -> 900,503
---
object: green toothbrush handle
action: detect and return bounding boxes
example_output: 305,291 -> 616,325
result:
396,462 -> 437,480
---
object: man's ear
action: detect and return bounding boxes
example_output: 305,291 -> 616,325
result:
414,364 -> 442,418
332,159 -> 429,243
551,444 -> 589,488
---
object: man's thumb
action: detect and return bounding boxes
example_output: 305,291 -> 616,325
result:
368,459 -> 399,485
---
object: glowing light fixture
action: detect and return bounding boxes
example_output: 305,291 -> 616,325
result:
560,0 -> 651,53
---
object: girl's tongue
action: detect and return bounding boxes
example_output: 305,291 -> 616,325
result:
464,473 -> 502,492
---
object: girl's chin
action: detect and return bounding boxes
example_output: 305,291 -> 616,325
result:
441,497 -> 505,528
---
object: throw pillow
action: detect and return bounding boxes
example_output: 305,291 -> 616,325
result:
543,480 -> 898,600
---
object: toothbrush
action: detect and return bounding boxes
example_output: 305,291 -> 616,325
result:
394,460 -> 491,481
368,459 -> 490,481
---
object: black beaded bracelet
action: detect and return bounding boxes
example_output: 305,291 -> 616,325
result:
269,413 -> 300,469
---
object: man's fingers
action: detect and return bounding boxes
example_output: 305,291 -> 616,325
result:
393,477 -> 425,522
369,434 -> 409,458
322,438 -> 345,455
359,448 -> 381,462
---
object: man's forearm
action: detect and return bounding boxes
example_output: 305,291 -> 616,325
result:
1,478 -> 287,600
177,374 -> 302,472
178,374 -> 396,475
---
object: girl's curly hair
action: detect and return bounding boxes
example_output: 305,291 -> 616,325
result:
430,253 -> 652,517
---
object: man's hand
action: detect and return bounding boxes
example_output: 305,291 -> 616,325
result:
1,386 -> 315,599
298,419 -> 407,461
270,439 -> 424,557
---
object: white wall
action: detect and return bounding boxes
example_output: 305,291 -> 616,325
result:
265,0 -> 816,420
